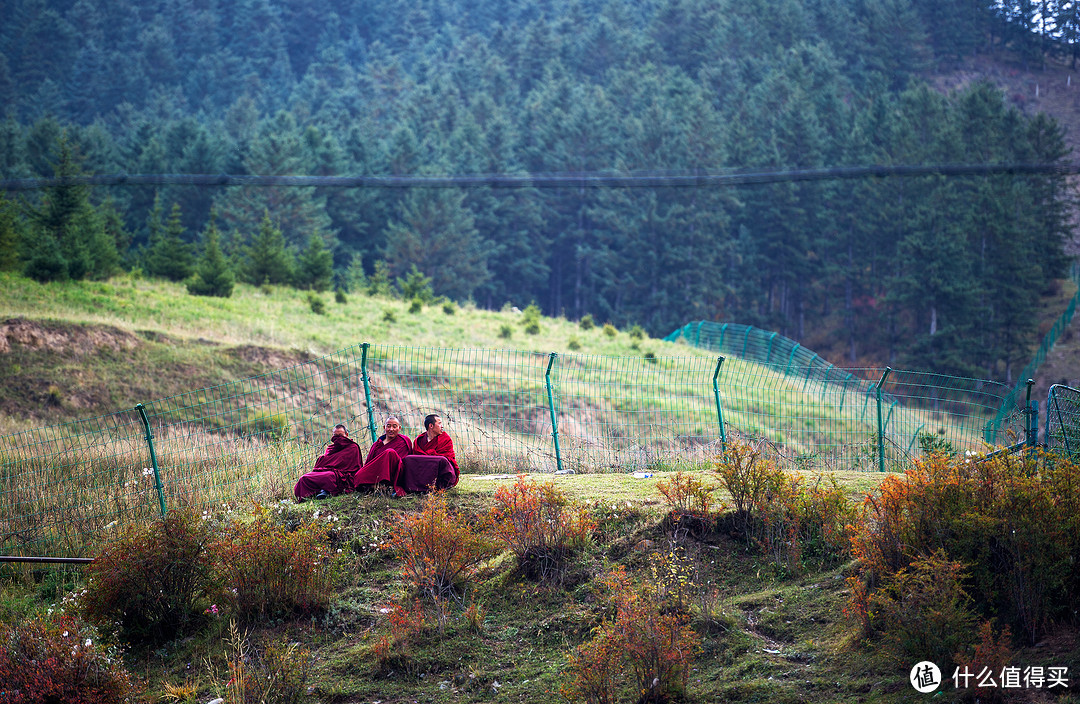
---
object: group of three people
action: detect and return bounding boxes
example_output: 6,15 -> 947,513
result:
294,413 -> 458,500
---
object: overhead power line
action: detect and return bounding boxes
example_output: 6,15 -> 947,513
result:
2,162 -> 1079,192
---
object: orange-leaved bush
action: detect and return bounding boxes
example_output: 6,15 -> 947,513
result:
81,509 -> 214,644
656,470 -> 718,539
848,451 -> 1080,644
211,506 -> 341,621
489,476 -> 595,582
561,566 -> 700,704
714,441 -> 853,572
387,491 -> 496,600
0,613 -> 136,704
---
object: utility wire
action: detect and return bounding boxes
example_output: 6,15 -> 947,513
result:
2,162 -> 1078,191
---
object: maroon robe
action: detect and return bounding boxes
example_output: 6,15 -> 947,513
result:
350,433 -> 413,490
397,432 -> 459,494
294,435 -> 363,499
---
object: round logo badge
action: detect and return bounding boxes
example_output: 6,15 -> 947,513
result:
910,661 -> 942,693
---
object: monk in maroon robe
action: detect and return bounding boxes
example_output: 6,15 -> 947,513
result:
351,416 -> 413,491
396,413 -> 459,495
294,424 -> 362,500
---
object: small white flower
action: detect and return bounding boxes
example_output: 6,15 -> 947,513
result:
62,630 -> 69,637
142,467 -> 153,476
85,638 -> 92,647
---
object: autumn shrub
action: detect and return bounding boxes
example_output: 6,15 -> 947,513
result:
387,491 -> 495,600
0,612 -> 136,703
81,510 -> 214,644
489,476 -> 595,582
561,566 -> 700,704
714,442 -> 853,572
561,620 -> 625,704
648,547 -> 697,615
714,440 -> 776,536
206,619 -> 312,704
372,597 -> 429,674
848,451 -> 1080,644
867,550 -> 975,669
211,506 -> 340,621
656,471 -> 717,540
953,621 -> 1015,703
753,472 -> 854,572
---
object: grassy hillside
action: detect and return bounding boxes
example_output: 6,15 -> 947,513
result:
3,272 -> 1080,704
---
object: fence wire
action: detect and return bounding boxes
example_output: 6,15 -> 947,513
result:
0,341 -> 1051,559
1046,384 -> 1080,457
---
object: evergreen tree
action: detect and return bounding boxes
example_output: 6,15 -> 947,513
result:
25,134 -> 111,280
0,194 -> 22,271
23,231 -> 69,283
145,202 -> 194,281
187,213 -> 235,297
243,211 -> 295,285
142,192 -> 165,270
215,110 -> 336,252
99,196 -> 133,267
384,188 -> 490,301
295,232 -> 334,292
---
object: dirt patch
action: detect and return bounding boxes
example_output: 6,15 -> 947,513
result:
225,345 -> 312,369
0,318 -> 139,355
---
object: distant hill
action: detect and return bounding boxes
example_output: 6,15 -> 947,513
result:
1,0 -> 1077,383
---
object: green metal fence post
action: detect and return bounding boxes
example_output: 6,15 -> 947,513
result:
741,326 -> 752,357
695,321 -> 704,347
1029,400 -> 1040,450
135,403 -> 167,519
713,356 -> 727,454
1024,379 -> 1036,449
545,352 -> 563,473
876,367 -> 892,473
718,323 -> 728,351
803,353 -> 819,391
765,332 -> 778,365
785,344 -> 800,376
908,424 -> 926,455
361,342 -> 377,444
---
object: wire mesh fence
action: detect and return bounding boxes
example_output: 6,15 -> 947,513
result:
0,340 -> 1048,559
1046,384 -> 1080,457
664,321 -> 1024,456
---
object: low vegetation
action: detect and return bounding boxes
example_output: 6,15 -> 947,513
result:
4,442 -> 1079,703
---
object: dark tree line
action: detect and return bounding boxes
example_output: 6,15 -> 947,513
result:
0,0 -> 1074,380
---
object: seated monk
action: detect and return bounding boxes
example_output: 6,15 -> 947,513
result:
294,424 -> 362,500
350,416 -> 413,492
396,413 -> 459,495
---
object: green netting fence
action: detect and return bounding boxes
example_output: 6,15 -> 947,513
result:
1046,384 -> 1080,457
988,263 -> 1080,438
0,341 -> 1034,559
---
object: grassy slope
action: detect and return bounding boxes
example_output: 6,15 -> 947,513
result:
0,272 -> 704,428
3,273 -> 1078,703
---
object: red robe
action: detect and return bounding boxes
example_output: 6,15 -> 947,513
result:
396,431 -> 459,494
293,435 -> 363,498
350,433 -> 413,489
